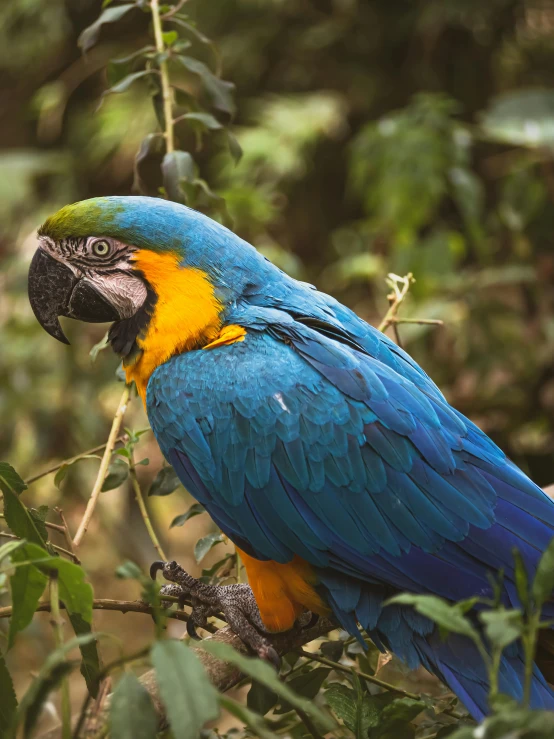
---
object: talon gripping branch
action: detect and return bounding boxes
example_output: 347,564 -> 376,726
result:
28,195 -> 554,718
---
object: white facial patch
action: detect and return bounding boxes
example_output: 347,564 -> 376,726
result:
88,272 -> 148,318
37,234 -> 148,319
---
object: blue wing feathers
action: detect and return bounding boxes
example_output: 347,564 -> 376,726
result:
149,310 -> 554,718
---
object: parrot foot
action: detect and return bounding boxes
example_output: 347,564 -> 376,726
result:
150,559 -> 281,668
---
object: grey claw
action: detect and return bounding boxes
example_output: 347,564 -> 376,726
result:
305,612 -> 320,629
150,561 -> 166,579
187,619 -> 202,641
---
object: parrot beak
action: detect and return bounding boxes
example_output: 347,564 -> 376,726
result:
28,248 -> 120,344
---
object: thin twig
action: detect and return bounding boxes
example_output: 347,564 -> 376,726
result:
151,0 -> 175,154
161,0 -> 188,19
129,454 -> 167,561
54,507 -> 77,558
24,437 -> 127,486
0,532 -> 81,565
391,318 -> 444,326
297,648 -> 421,699
0,513 -> 64,534
294,707 -> 325,739
377,272 -> 415,333
297,649 -> 463,720
50,574 -> 71,739
73,650 -> 148,739
0,598 -> 213,627
73,386 -> 131,547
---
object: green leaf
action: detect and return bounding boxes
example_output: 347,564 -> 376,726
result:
151,640 -> 219,738
275,667 -> 330,714
0,649 -> 17,734
325,683 -> 378,736
8,549 -> 48,648
194,532 -> 224,564
198,640 -> 335,731
170,503 -> 205,528
78,4 -> 136,52
29,506 -> 49,542
110,45 -> 155,66
7,543 -> 93,648
104,70 -> 154,97
102,458 -> 130,492
373,696 -> 426,739
162,30 -> 178,46
180,112 -> 222,130
116,561 -> 143,580
320,640 -> 344,662
133,133 -> 165,195
247,680 -> 278,716
0,462 -> 26,495
513,548 -> 530,612
201,552 -> 234,580
148,465 -> 182,497
69,613 -> 101,699
385,594 -> 480,641
532,537 -> 554,608
116,562 -> 165,633
176,56 -> 235,115
110,672 -> 158,739
0,463 -> 46,546
15,633 -> 100,737
54,454 -> 101,490
226,131 -> 243,163
169,16 -> 212,46
479,609 -> 523,651
162,151 -> 196,203
220,695 -> 279,739
0,539 -> 26,564
20,542 -> 94,623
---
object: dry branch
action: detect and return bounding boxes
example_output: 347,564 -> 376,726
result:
39,617 -> 337,738
73,386 -> 130,547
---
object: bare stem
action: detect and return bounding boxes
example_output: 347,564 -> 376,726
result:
50,574 -> 71,739
296,648 -> 421,700
55,507 -> 77,558
24,437 -> 128,486
73,386 -> 131,547
129,454 -> 167,561
151,0 -> 175,154
0,513 -> 64,534
161,0 -> 188,19
0,598 -> 209,627
0,532 -> 80,564
377,273 -> 415,334
391,318 -> 444,326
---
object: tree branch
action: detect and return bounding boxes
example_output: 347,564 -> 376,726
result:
73,386 -> 131,547
24,437 -> 131,486
39,617 -> 337,738
0,598 -> 201,625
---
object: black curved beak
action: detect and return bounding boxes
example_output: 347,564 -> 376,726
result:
28,249 -> 120,344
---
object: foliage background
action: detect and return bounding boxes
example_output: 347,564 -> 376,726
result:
1,0 -> 554,735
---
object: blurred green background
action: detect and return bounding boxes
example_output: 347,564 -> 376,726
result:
1,0 -> 554,728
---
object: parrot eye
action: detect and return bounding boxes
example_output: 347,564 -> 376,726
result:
91,239 -> 111,257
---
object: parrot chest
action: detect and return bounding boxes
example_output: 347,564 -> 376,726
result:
145,331 -> 331,630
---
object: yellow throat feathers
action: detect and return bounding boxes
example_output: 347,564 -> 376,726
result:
124,250 -> 244,403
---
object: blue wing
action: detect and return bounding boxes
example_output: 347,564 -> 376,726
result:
147,310 -> 554,717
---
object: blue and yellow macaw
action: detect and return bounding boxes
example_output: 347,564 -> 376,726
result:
28,196 -> 554,718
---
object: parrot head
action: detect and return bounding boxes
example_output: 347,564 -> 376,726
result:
29,195 -> 271,397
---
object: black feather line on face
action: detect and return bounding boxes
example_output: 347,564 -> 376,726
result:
108,277 -> 157,361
